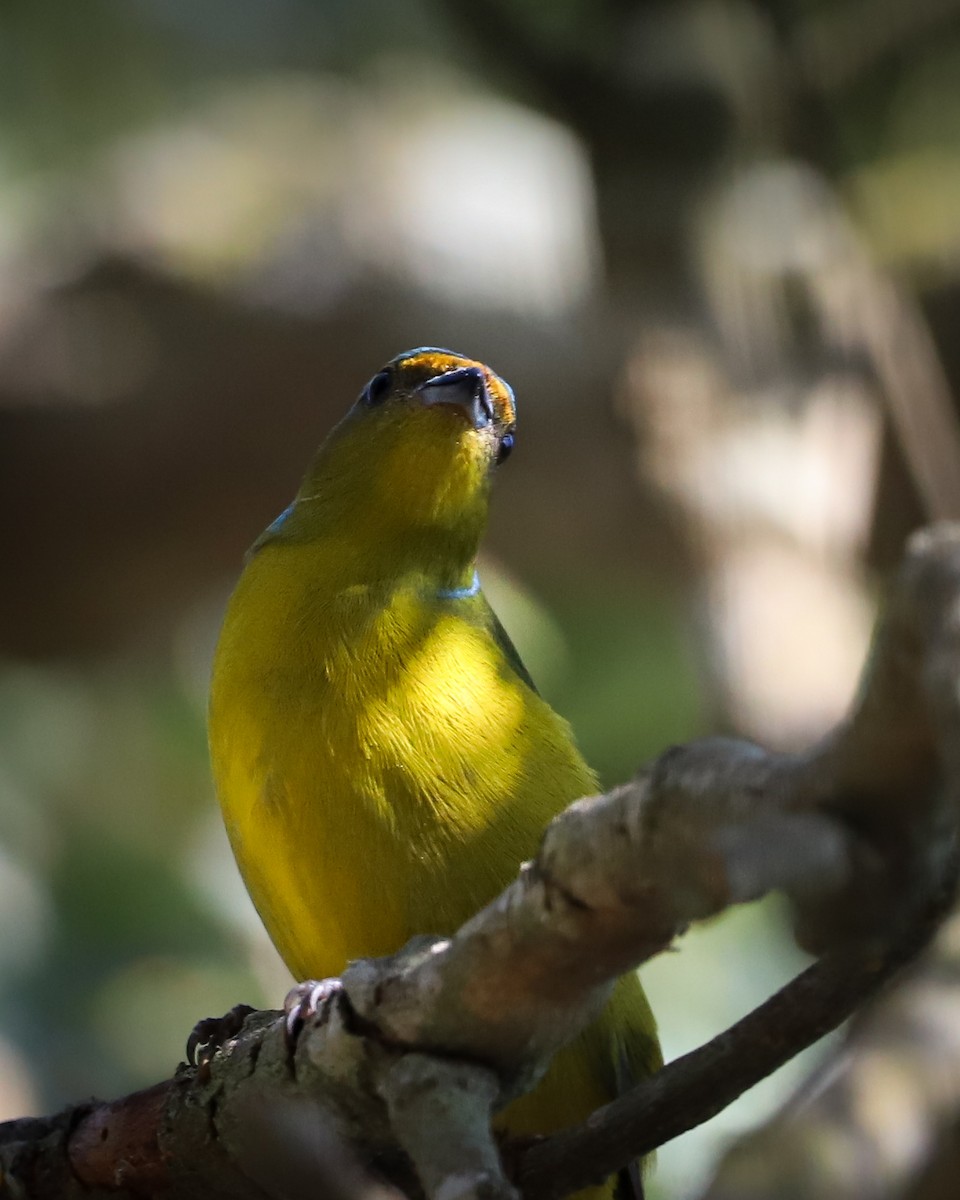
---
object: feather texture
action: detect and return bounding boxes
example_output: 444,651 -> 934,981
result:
208,350 -> 660,1198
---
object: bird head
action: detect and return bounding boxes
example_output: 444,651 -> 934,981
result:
292,348 -> 517,559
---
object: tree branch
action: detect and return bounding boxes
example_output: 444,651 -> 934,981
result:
5,525 -> 960,1199
518,851 -> 958,1198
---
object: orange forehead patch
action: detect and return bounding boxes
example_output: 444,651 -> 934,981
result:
391,348 -> 517,429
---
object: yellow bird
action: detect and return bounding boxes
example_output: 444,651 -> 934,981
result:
208,348 -> 661,1197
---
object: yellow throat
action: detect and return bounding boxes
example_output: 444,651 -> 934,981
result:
208,348 -> 660,1197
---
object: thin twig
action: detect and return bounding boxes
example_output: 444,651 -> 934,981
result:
517,848 -> 959,1199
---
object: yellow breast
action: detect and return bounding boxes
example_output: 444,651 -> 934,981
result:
208,540 -> 596,981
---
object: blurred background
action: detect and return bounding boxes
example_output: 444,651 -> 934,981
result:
2,0 -> 960,1195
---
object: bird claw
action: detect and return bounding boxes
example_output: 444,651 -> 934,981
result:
186,1002 -> 256,1070
283,978 -> 343,1048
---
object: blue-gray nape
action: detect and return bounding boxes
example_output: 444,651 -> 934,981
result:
436,570 -> 481,601
265,503 -> 295,535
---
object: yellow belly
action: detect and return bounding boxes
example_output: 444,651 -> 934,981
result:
209,549 -> 659,1196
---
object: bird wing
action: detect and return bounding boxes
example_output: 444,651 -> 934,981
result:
482,600 -> 540,696
614,1049 -> 645,1200
612,974 -> 662,1200
487,595 -> 646,1198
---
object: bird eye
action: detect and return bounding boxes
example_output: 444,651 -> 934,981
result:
362,370 -> 391,406
497,432 -> 515,465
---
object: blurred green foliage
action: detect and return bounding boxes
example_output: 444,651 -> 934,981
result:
2,1 -> 959,1197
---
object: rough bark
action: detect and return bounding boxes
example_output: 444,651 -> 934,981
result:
5,525 -> 960,1200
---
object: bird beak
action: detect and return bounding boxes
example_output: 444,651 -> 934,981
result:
417,366 -> 494,431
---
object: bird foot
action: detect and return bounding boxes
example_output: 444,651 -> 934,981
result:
186,1002 -> 256,1069
283,978 -> 343,1047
